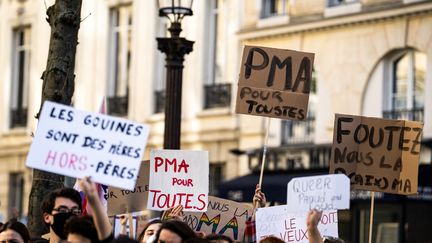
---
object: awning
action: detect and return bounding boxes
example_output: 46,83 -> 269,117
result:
217,168 -> 328,203
217,165 -> 432,203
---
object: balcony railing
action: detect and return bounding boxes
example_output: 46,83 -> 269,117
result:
154,90 -> 166,114
383,108 -> 424,122
204,83 -> 231,109
10,108 -> 27,128
107,95 -> 128,116
281,117 -> 315,145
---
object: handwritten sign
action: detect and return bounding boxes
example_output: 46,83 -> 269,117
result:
26,101 -> 150,190
235,45 -> 315,120
329,114 -> 423,195
256,205 -> 338,243
107,161 -> 150,216
147,150 -> 209,212
287,174 -> 350,212
172,196 -> 253,242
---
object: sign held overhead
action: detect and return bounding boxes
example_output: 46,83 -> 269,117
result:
287,174 -> 350,212
236,45 -> 315,120
329,114 -> 423,195
147,149 -> 209,212
26,101 -> 150,190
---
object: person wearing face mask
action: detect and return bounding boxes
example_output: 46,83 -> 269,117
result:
41,187 -> 82,243
0,219 -> 30,243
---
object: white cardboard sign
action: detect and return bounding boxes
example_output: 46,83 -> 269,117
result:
256,205 -> 338,243
147,149 -> 209,212
287,174 -> 350,212
26,101 -> 150,190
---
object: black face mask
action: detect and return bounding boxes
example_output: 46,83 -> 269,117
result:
51,212 -> 76,239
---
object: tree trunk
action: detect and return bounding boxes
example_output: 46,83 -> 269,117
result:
27,0 -> 82,237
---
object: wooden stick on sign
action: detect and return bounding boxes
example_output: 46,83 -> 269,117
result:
258,117 -> 271,186
255,117 -> 271,209
128,214 -> 134,239
368,192 -> 375,243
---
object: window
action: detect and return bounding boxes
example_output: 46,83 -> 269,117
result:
383,50 -> 425,121
10,26 -> 30,128
8,173 -> 24,219
203,0 -> 231,109
358,205 -> 401,243
324,0 -> 361,17
107,5 -> 132,116
209,163 -> 224,195
261,0 -> 288,18
327,0 -> 359,7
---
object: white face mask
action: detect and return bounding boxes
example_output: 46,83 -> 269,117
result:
146,234 -> 156,243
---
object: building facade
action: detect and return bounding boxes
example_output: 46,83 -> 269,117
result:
0,0 -> 431,242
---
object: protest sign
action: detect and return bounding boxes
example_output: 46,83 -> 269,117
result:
147,150 -> 209,212
235,45 -> 314,121
164,196 -> 253,242
287,174 -> 350,212
26,101 -> 150,190
256,205 -> 338,243
107,161 -> 150,216
329,114 -> 423,195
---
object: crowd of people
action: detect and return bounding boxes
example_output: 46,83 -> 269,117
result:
0,178 -> 344,243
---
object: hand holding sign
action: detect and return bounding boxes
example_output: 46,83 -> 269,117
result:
162,205 -> 184,221
253,184 -> 267,209
287,174 -> 350,212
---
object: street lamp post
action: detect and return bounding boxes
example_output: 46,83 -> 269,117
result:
157,0 -> 194,149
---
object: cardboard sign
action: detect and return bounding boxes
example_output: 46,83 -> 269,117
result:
26,101 -> 150,190
287,174 -> 350,212
107,161 -> 150,216
329,114 -> 423,195
147,150 -> 209,212
256,205 -> 338,243
166,196 -> 253,242
235,45 -> 315,121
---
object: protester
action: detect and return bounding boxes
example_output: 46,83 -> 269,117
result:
204,234 -> 233,243
78,177 -> 113,242
41,187 -> 82,242
258,236 -> 284,243
64,215 -> 99,243
137,219 -> 162,243
154,220 -> 197,243
0,219 -> 30,243
244,184 -> 266,243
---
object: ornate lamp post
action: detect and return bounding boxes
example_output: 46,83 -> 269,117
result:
157,0 -> 194,149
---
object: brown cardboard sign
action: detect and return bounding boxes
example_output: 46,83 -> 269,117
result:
235,45 -> 315,120
329,114 -> 423,195
162,196 -> 253,242
107,161 -> 150,216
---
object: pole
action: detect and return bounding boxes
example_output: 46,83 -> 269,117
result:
157,23 -> 194,149
368,192 -> 375,243
254,117 -> 271,209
